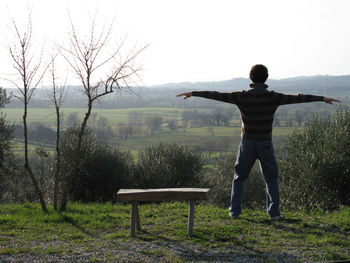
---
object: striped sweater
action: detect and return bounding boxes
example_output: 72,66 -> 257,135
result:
192,83 -> 324,140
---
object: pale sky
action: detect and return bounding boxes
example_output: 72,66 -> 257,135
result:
0,0 -> 349,86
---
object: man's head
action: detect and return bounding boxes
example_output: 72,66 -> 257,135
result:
249,64 -> 268,83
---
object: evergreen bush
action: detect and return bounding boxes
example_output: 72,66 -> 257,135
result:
60,127 -> 133,202
280,108 -> 350,210
83,146 -> 134,202
135,143 -> 203,188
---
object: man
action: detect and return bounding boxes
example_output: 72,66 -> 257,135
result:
177,64 -> 340,220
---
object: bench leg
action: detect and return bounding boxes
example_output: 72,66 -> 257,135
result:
135,203 -> 141,231
131,202 -> 140,237
188,201 -> 195,237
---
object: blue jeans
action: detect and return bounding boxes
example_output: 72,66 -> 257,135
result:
229,138 -> 281,218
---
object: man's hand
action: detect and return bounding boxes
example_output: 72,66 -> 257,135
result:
324,97 -> 341,104
176,92 -> 192,99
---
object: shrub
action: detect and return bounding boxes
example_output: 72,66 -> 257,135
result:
279,108 -> 350,210
0,88 -> 14,169
203,154 -> 265,209
0,154 -> 35,203
60,127 -> 133,202
135,143 -> 203,188
59,127 -> 97,201
83,146 -> 134,202
0,87 -> 23,203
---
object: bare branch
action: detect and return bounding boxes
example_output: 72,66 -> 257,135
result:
47,51 -> 69,110
63,9 -> 147,132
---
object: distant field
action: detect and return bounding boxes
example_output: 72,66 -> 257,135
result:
113,126 -> 301,153
3,107 -> 302,154
2,107 -> 211,127
11,140 -> 55,156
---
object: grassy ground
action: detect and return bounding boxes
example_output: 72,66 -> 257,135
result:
0,203 -> 349,262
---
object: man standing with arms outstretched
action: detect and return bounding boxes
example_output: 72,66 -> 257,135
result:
177,64 -> 340,220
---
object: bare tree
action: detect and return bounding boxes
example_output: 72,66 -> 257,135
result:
59,11 -> 147,211
47,53 -> 68,211
4,10 -> 49,213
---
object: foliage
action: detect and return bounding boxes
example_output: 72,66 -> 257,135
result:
135,143 -> 203,188
82,146 -> 134,202
32,147 -> 52,201
65,112 -> 80,127
13,124 -> 57,145
0,88 -> 14,168
59,127 -> 133,202
280,108 -> 350,210
59,127 -> 97,201
0,87 -> 19,202
0,155 -> 33,203
203,154 -> 265,209
145,116 -> 163,135
165,119 -> 178,133
0,115 -> 14,167
1,152 -> 55,204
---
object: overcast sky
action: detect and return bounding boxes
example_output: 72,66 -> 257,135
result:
0,0 -> 349,86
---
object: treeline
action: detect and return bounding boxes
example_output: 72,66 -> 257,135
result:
181,108 -> 235,128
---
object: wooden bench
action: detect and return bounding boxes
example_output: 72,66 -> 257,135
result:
117,188 -> 210,237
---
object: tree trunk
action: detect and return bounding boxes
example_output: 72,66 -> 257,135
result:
23,98 -> 48,213
53,106 -> 60,211
78,101 -> 92,151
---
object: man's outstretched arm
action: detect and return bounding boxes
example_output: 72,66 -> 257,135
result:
177,91 -> 239,104
324,97 -> 341,104
277,93 -> 341,106
176,92 -> 192,99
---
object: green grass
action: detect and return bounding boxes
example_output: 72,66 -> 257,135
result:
0,203 -> 349,262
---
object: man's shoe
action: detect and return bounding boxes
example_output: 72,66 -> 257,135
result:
229,212 -> 239,219
271,215 -> 284,221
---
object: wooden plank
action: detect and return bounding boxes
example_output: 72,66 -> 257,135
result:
117,188 -> 210,202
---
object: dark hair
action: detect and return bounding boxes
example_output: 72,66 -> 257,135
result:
249,64 -> 268,83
